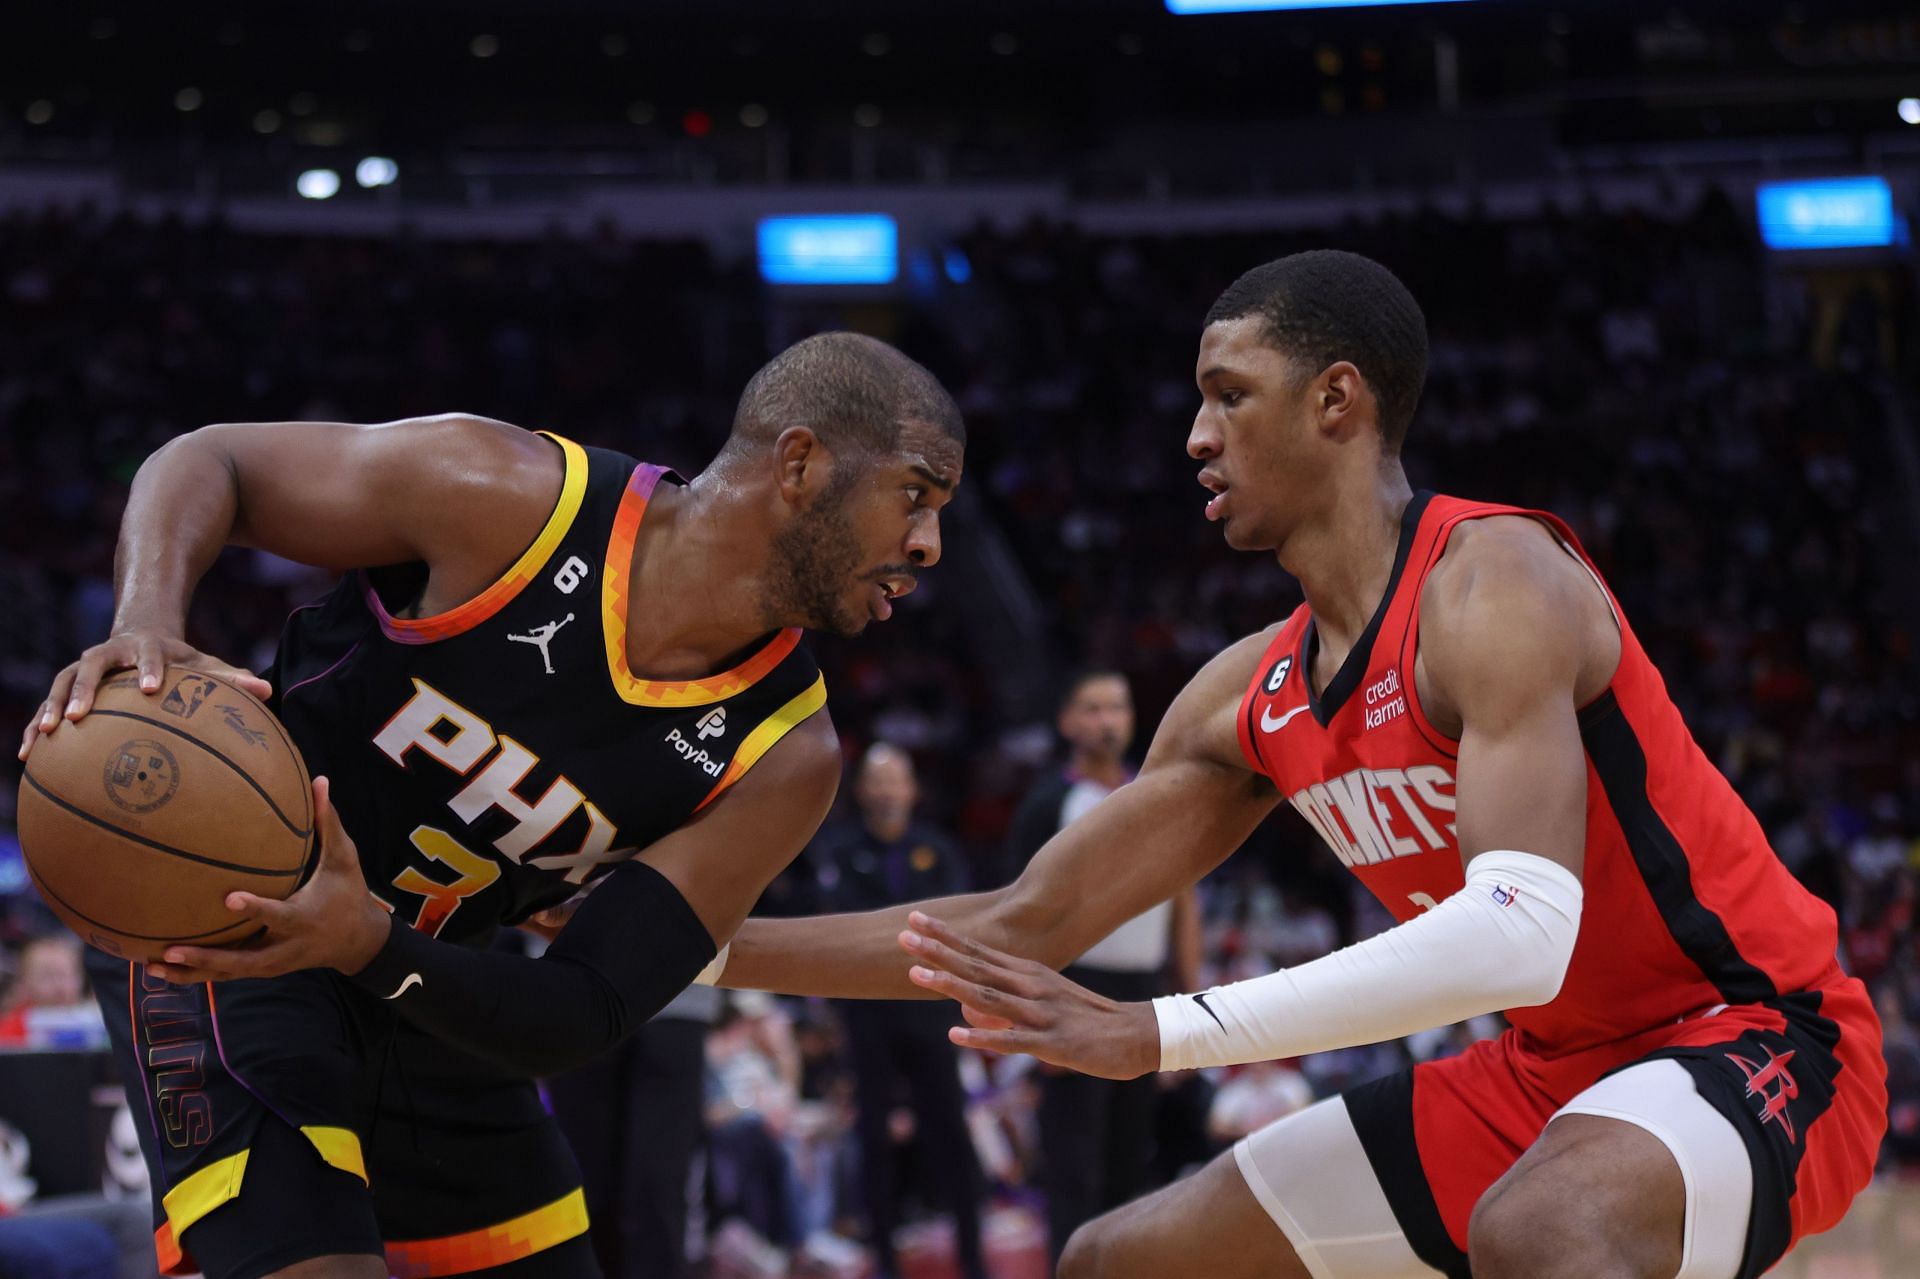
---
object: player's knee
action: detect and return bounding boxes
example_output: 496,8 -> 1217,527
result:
1469,1185 -> 1568,1279
1470,1188 -> 1644,1279
1058,1218 -> 1115,1279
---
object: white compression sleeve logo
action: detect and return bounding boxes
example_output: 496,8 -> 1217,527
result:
1154,849 -> 1583,1072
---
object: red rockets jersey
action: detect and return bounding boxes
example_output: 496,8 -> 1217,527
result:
1236,493 -> 1847,1055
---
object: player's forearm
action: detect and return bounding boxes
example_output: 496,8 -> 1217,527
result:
722,889 -> 1013,999
1170,887 -> 1204,993
350,861 -> 716,1076
1155,850 -> 1582,1071
113,431 -> 243,635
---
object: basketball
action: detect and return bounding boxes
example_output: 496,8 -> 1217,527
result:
15,667 -> 314,962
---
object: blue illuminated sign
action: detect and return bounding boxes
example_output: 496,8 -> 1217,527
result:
1756,178 -> 1898,251
1167,1 -> 1478,12
757,215 -> 898,285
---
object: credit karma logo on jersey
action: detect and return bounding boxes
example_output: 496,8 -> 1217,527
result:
665,726 -> 724,778
1285,764 -> 1456,869
1363,668 -> 1406,731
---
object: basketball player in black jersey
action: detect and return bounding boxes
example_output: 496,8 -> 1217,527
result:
18,332 -> 964,1279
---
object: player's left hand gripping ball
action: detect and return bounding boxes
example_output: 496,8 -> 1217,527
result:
901,912 -> 1161,1080
148,776 -> 394,984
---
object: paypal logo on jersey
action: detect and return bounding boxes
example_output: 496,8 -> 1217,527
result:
697,707 -> 727,740
666,727 -> 725,777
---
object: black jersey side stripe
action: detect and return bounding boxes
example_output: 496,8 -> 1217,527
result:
1580,691 -> 1778,1005
1345,1070 -> 1472,1278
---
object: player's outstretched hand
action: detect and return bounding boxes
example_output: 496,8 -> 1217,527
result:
900,911 -> 1160,1080
18,630 -> 272,760
147,776 -> 394,985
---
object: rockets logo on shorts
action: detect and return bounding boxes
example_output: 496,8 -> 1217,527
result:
1730,1046 -> 1802,1143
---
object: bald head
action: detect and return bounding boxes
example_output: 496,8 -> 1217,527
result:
717,332 -> 964,473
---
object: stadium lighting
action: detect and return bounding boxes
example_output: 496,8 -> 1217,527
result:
296,169 -> 341,200
758,215 -> 898,285
1900,98 -> 1920,126
356,156 -> 399,188
1756,177 -> 1897,250
1167,0 -> 1477,10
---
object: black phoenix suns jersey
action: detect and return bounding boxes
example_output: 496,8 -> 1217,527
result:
264,432 -> 826,946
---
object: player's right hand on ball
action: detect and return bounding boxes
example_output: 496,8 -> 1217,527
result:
18,631 -> 273,760
147,776 -> 393,985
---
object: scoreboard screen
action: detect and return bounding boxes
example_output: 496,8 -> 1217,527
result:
1756,178 -> 1899,251
757,215 -> 899,285
1167,1 -> 1480,12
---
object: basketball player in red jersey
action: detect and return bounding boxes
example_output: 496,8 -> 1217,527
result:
716,254 -> 1888,1279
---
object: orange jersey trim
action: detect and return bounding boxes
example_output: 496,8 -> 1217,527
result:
601,463 -> 804,706
155,1221 -> 187,1276
367,431 -> 589,645
695,673 -> 829,812
385,1186 -> 590,1278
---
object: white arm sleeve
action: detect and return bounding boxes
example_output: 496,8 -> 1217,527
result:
1154,849 -> 1583,1073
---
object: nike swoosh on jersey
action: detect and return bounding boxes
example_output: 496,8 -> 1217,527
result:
1260,703 -> 1310,733
386,972 -> 424,1000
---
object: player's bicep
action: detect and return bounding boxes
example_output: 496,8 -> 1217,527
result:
1427,552 -> 1593,877
1454,694 -> 1588,874
637,710 -> 842,946
204,414 -> 558,573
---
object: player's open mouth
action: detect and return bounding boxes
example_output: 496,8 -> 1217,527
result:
1199,471 -> 1229,522
871,576 -> 913,620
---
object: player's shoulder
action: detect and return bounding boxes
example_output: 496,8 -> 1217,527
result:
1421,514 -> 1594,634
1418,512 -> 1613,706
724,701 -> 841,806
362,413 -> 569,514
1146,623 -> 1286,779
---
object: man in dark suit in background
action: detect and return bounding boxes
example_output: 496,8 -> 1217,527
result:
1004,671 -> 1201,1264
814,744 -> 988,1279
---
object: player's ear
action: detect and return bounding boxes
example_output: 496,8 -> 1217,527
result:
773,426 -> 827,505
1316,361 -> 1367,441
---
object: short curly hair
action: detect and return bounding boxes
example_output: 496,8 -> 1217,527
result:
1205,251 -> 1428,453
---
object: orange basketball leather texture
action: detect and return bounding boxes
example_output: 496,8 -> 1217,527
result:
16,667 -> 314,962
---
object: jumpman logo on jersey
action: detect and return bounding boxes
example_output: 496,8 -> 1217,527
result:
1729,1046 -> 1800,1143
508,614 -> 574,675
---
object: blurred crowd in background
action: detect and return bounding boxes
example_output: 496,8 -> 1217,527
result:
0,192 -> 1917,1274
